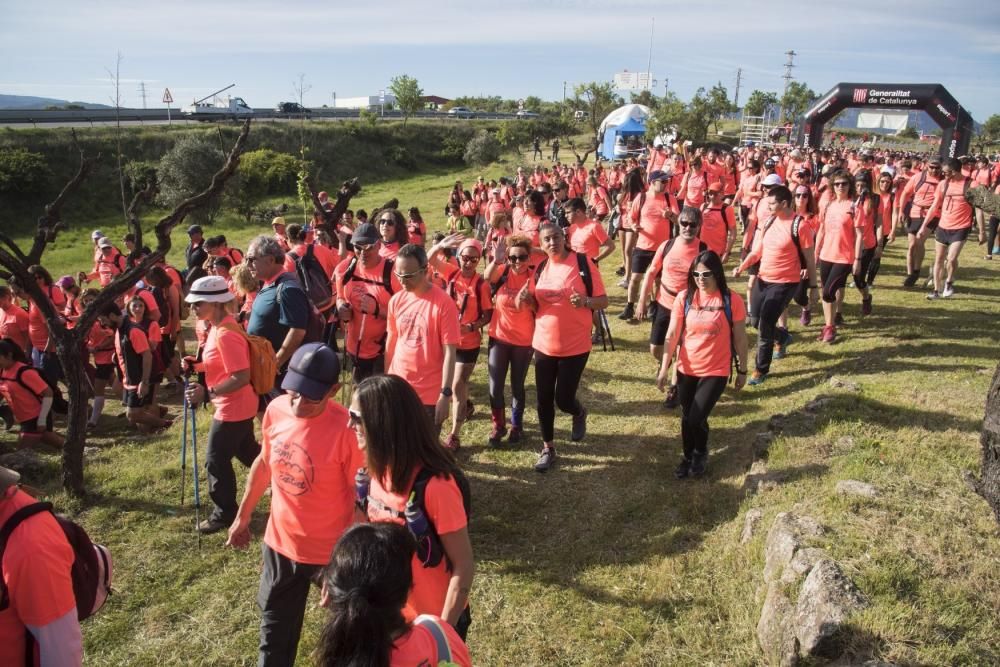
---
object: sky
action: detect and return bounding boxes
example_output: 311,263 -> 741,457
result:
2,0 -> 999,121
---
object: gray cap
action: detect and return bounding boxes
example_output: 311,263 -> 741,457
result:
0,466 -> 20,493
351,222 -> 380,245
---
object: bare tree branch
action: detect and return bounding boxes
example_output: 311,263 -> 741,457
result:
0,232 -> 27,263
305,175 -> 361,235
126,177 -> 159,261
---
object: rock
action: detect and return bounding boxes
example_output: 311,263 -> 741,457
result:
741,508 -> 764,544
834,436 -> 856,451
836,480 -> 878,498
0,449 -> 45,476
804,397 -> 834,414
781,547 -> 827,584
753,432 -> 774,460
768,413 -> 787,432
793,558 -> 867,658
829,376 -> 860,392
757,584 -> 799,666
745,461 -> 783,495
763,513 -> 824,583
83,447 -> 101,458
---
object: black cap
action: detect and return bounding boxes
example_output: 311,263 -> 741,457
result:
281,343 -> 341,401
351,222 -> 380,245
187,225 -> 203,236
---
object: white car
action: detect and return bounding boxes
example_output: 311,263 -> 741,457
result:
516,110 -> 539,119
447,106 -> 473,119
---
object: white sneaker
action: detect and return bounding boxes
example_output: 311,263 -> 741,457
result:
925,276 -> 934,288
616,278 -> 628,288
941,282 -> 954,298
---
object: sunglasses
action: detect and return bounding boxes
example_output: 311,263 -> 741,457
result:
678,220 -> 699,228
691,270 -> 714,279
353,243 -> 375,252
794,193 -> 810,198
459,255 -> 481,263
348,410 -> 363,427
508,254 -> 529,263
378,218 -> 394,225
833,182 -> 850,187
393,268 -> 426,280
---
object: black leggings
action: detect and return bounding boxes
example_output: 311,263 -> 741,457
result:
852,247 -> 877,290
534,350 -> 589,443
754,280 -> 798,374
865,238 -> 889,285
676,372 -> 728,460
206,418 -> 260,523
988,216 -> 999,255
819,260 -> 852,303
488,338 -> 533,418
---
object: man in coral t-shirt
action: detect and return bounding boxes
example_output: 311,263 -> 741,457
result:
0,467 -> 82,666
226,343 -> 364,667
385,244 -> 460,432
621,170 -> 680,321
0,286 -> 29,354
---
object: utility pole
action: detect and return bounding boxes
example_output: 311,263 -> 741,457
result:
664,78 -> 669,96
778,50 -> 796,121
563,81 -> 567,103
734,68 -> 743,109
138,81 -> 147,109
646,17 -> 654,91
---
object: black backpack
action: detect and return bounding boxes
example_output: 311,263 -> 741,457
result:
447,273 -> 487,320
653,238 -> 708,294
341,257 -> 395,296
409,467 -> 472,571
682,289 -> 738,383
0,502 -> 113,621
140,286 -> 169,327
275,275 -> 326,344
533,252 -> 594,297
288,244 -> 334,312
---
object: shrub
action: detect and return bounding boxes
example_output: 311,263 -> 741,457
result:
123,160 -> 157,194
387,145 -> 416,169
237,148 -> 299,197
157,135 -> 225,223
463,130 -> 501,166
0,147 -> 51,194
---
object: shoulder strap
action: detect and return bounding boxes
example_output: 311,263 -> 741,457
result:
12,366 -> 44,400
533,257 -> 549,285
574,252 -> 593,298
382,259 -> 395,295
790,215 -> 806,269
341,256 -> 359,285
414,615 -> 453,663
0,502 -> 54,559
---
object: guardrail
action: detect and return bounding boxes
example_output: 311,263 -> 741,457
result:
0,108 -> 524,125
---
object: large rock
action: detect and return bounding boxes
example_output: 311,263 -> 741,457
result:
836,480 -> 878,498
757,584 -> 800,666
829,376 -> 860,392
741,508 -> 764,544
0,449 -> 45,476
781,547 -> 826,584
793,558 -> 868,657
764,513 -> 824,583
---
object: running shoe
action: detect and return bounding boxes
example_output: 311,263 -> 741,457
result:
827,326 -> 838,344
834,312 -> 845,326
507,426 -> 522,444
617,303 -> 635,321
615,266 -> 626,276
748,371 -> 767,386
571,407 -> 588,441
663,385 -> 679,409
690,453 -> 708,478
773,343 -> 785,360
534,446 -> 556,472
926,290 -> 940,300
861,295 -> 873,316
941,282 -> 954,298
443,433 -> 461,452
674,458 -> 692,479
488,424 -> 508,448
902,272 -> 919,287
616,278 -> 628,288
591,331 -> 602,344
799,308 -> 812,326
197,518 -> 229,535
774,330 -> 793,359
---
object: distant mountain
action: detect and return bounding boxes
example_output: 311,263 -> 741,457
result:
0,94 -> 111,110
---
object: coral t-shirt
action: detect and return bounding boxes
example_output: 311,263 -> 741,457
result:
0,361 -> 48,423
744,214 -> 814,284
441,269 -> 492,351
488,264 -> 536,348
27,286 -> 65,352
516,213 -> 543,246
386,286 -> 461,406
0,304 -> 29,352
114,324 -> 150,390
630,190 -> 679,251
530,253 -> 606,357
589,185 -> 611,217
334,258 -> 402,360
262,395 -> 363,565
0,490 -> 78,667
367,472 -> 467,618
929,178 -> 975,231
567,219 -> 609,260
283,242 -> 339,279
86,321 -> 116,366
819,200 -> 862,265
700,207 -> 735,257
205,317 -> 258,422
390,618 -> 472,667
681,169 -> 710,208
672,289 -> 746,378
855,197 -> 879,250
648,238 -> 705,309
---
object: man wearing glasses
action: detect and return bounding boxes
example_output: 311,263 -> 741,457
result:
898,158 -> 943,286
385,244 -> 460,434
547,181 -> 570,228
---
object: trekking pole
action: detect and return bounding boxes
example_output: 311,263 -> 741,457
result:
597,310 -> 608,352
600,309 -> 615,351
180,381 -> 188,507
190,400 -> 201,551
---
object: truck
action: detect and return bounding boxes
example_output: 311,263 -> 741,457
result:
181,84 -> 254,120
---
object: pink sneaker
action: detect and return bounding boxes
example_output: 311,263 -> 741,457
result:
800,308 -> 812,326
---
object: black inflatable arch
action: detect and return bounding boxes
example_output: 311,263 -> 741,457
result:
797,83 -> 975,160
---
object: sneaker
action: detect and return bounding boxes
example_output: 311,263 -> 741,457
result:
663,385 -> 679,409
617,303 -> 635,320
534,446 -> 556,473
774,330 -> 792,360
748,371 -> 767,386
941,282 -> 954,298
902,272 -> 919,287
571,407 -> 588,441
926,290 -> 940,301
488,424 -> 508,448
197,518 -> 229,535
507,426 -> 522,444
690,453 -> 707,478
591,331 -> 602,344
443,433 -> 461,452
834,312 -> 844,326
817,326 -> 830,342
616,278 -> 628,288
674,458 -> 692,479
615,266 -> 626,276
773,343 -> 785,360
826,326 -> 838,344
799,308 -> 812,326
861,295 -> 873,316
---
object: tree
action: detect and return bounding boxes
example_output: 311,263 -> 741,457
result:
158,136 -> 227,224
0,122 -> 251,495
630,89 -> 660,110
684,88 -> 715,142
463,130 -> 501,166
647,91 -> 687,142
707,82 -> 736,132
980,114 -> 1000,143
780,81 -> 817,122
743,90 -> 778,117
898,126 -> 919,140
969,361 -> 1000,524
573,81 -> 621,141
389,74 -> 423,125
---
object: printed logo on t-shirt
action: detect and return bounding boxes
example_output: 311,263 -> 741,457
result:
399,312 -> 426,348
666,256 -> 689,275
686,309 -> 724,340
271,437 -> 315,496
536,287 -> 569,305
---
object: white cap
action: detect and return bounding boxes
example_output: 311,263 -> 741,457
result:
92,230 -> 105,240
762,173 -> 784,187
97,237 -> 113,248
185,276 -> 235,304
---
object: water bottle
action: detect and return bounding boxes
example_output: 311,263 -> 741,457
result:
405,491 -> 443,567
354,467 -> 370,512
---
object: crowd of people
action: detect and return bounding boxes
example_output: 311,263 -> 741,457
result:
1,140 -> 997,666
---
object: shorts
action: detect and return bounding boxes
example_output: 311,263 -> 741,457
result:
630,248 -> 656,275
95,363 -> 115,382
907,216 -> 938,235
159,337 -> 176,368
649,302 -> 672,346
123,388 -> 154,409
739,248 -> 759,276
935,227 -> 970,246
456,346 -> 481,365
20,414 -> 54,433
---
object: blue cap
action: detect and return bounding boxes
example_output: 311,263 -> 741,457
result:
648,169 -> 671,182
281,343 -> 341,401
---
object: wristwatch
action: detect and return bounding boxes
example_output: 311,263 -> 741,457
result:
441,387 -> 453,397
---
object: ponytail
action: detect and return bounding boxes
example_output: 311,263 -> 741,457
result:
0,338 -> 28,364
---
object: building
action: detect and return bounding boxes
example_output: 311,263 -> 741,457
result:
333,94 -> 396,111
421,95 -> 451,110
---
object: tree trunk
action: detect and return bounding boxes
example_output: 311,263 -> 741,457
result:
975,361 -> 1000,524
56,332 -> 90,496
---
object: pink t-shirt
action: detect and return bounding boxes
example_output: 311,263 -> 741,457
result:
386,286 -> 461,406
205,316 -> 259,422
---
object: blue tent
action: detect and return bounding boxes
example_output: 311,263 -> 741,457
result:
600,115 -> 646,160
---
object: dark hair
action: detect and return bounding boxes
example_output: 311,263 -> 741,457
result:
376,209 -> 407,245
0,286 -> 11,300
355,374 -> 457,491
212,256 -> 233,272
27,265 -> 54,286
565,197 -> 587,213
0,338 -> 28,364
98,301 -> 123,317
123,233 -> 136,243
625,168 -> 645,197
145,265 -> 171,289
830,170 -> 857,198
286,223 -> 306,243
793,186 -> 819,215
945,157 -> 961,172
678,206 -> 702,227
407,207 -> 423,222
526,191 -> 546,217
686,250 -> 729,297
204,236 -> 225,251
396,243 -> 428,270
769,185 -> 793,207
315,523 -> 415,667
356,209 -> 368,220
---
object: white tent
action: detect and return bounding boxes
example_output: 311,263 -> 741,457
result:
598,103 -> 652,133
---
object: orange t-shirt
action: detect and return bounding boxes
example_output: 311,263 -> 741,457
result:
855,196 -> 879,250
0,304 -> 29,352
261,395 -> 363,565
672,289 -> 747,378
386,286 -> 461,406
488,264 -> 537,348
743,214 -> 814,284
567,219 -> 609,260
900,171 -> 940,218
529,253 -> 606,357
367,472 -> 468,618
680,169 -> 710,208
588,186 -> 611,216
205,317 -> 258,422
648,238 -> 705,309
630,190 -> 679,251
114,324 -> 150,390
878,193 -> 894,236
819,200 -> 862,264
27,287 -> 65,352
439,268 -> 492,351
335,258 -> 402,360
929,178 -> 975,231
390,619 -> 473,667
0,361 -> 48,423
86,321 -> 115,365
516,213 -> 543,246
0,490 -> 77,667
284,242 -> 339,279
700,207 -> 735,257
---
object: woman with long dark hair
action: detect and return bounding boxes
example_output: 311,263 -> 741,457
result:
315,522 -> 472,667
657,250 -> 748,478
375,208 -> 408,261
517,190 -> 546,246
814,170 -> 863,343
616,167 -> 646,285
350,374 -> 475,639
850,169 -> 882,316
406,206 -> 427,247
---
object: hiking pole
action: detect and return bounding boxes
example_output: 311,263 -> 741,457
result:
597,311 -> 608,352
180,381 -> 188,507
190,400 -> 201,551
599,309 -> 616,351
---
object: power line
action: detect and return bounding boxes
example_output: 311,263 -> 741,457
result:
779,50 -> 796,121
734,68 -> 743,109
138,81 -> 147,109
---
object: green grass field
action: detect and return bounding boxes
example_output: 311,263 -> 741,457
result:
4,155 -> 1000,666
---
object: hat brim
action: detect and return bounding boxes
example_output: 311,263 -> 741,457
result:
185,287 -> 235,304
351,235 -> 380,245
281,369 -> 333,401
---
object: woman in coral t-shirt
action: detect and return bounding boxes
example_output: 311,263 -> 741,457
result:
316,523 -> 472,667
80,288 -> 118,428
656,250 -> 748,478
815,170 -> 864,344
0,338 -> 64,448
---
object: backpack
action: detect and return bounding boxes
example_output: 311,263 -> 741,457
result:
276,275 -> 327,345
141,286 -> 170,327
683,289 -> 738,382
288,244 -> 334,312
414,615 -> 454,664
216,322 -> 277,395
0,502 -> 113,622
759,215 -> 806,270
341,257 -> 395,296
653,238 -> 708,294
12,365 -> 69,415
447,273 -> 486,321
490,265 -> 511,298
533,252 -> 593,297
409,467 -> 472,571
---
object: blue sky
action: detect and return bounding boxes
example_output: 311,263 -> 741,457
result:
2,0 -> 998,120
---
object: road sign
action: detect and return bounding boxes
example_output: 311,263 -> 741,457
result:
613,71 -> 654,92
162,88 -> 174,104
518,98 -> 525,110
